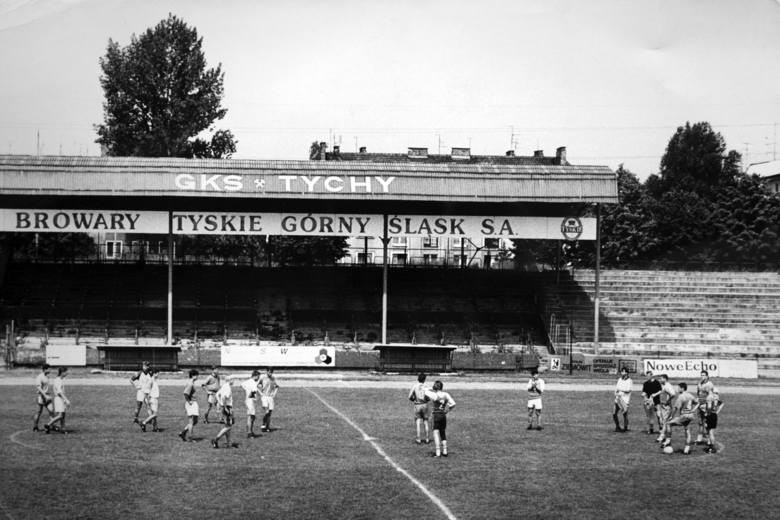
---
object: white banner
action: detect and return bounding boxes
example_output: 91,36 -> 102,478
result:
0,209 -> 596,240
221,345 -> 335,367
643,358 -> 758,379
45,344 -> 87,366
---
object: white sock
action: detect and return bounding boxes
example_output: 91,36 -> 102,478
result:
442,440 -> 448,454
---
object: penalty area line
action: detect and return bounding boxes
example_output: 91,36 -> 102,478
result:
9,430 -> 42,451
306,388 -> 458,520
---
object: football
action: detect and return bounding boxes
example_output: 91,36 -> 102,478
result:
663,446 -> 674,454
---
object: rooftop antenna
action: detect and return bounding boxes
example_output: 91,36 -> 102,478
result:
354,136 -> 359,153
36,130 -> 40,157
437,133 -> 441,155
510,125 -> 519,152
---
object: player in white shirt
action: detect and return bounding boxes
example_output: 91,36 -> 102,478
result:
201,367 -> 221,424
178,369 -> 199,442
259,367 -> 279,432
212,378 -> 236,448
140,369 -> 160,432
33,364 -> 53,432
45,367 -> 70,434
241,370 -> 261,438
612,367 -> 632,432
130,361 -> 152,425
526,370 -> 545,431
424,381 -> 456,457
655,374 -> 677,443
408,373 -> 431,444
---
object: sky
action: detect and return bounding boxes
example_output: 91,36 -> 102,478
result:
0,0 -> 778,179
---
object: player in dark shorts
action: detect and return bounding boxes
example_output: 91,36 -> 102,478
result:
703,391 -> 724,454
424,381 -> 456,457
641,370 -> 662,434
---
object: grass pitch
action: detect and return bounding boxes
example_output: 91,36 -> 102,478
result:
0,380 -> 778,519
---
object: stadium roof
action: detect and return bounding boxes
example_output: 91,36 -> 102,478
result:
0,155 -> 617,204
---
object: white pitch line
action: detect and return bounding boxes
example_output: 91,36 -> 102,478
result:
8,430 -> 42,451
306,388 -> 458,520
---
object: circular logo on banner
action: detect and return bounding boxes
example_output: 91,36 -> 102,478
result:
315,348 -> 333,365
561,217 -> 583,241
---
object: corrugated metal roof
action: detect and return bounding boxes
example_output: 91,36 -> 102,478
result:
0,155 -> 618,203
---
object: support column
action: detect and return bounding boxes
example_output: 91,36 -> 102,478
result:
167,210 -> 173,346
594,204 -> 601,355
381,215 -> 389,344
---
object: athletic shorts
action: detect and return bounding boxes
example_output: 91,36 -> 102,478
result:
54,396 -> 66,413
184,401 -> 199,417
668,414 -> 693,427
260,395 -> 274,411
245,398 -> 256,416
149,397 -> 159,414
705,414 -> 718,430
414,403 -> 430,420
207,393 -> 218,405
527,398 -> 543,410
136,390 -> 147,402
615,393 -> 630,411
698,405 -> 707,421
432,412 -> 447,432
657,404 -> 671,424
37,395 -> 52,408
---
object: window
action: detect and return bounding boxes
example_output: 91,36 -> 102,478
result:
391,237 -> 408,247
106,240 -> 123,259
423,253 -> 439,265
392,253 -> 407,265
357,252 -> 373,264
422,236 -> 439,248
452,254 -> 466,267
484,238 -> 500,249
451,237 -> 464,248
483,254 -> 493,268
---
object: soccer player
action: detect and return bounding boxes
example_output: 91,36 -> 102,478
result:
424,381 -> 456,457
612,367 -> 632,432
662,382 -> 697,454
408,373 -> 431,444
202,366 -> 221,424
655,374 -> 677,443
259,367 -> 279,432
44,367 -> 70,434
695,370 -> 715,444
641,370 -> 662,434
179,369 -> 200,442
140,368 -> 160,432
33,363 -> 53,432
130,361 -> 152,424
212,376 -> 235,449
703,390 -> 724,454
241,370 -> 261,438
526,369 -> 545,431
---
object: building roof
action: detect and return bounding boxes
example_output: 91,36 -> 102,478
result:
746,160 -> 780,178
0,154 -> 617,204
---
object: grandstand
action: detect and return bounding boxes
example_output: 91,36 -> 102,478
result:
0,262 -> 546,351
541,269 -> 780,377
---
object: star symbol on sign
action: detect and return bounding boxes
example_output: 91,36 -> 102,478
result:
254,178 -> 266,190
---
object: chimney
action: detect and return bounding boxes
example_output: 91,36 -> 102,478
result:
556,146 -> 567,164
333,145 -> 340,156
319,142 -> 328,161
533,150 -> 544,158
359,146 -> 367,154
408,147 -> 428,159
505,150 -> 515,157
451,147 -> 470,160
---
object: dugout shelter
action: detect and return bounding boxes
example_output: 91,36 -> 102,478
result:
0,154 -> 617,363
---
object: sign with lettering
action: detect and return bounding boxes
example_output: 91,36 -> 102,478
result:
643,358 -> 758,379
221,345 -> 336,367
0,210 -> 596,240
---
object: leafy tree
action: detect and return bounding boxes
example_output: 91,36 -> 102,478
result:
95,14 -> 236,158
656,121 -> 736,192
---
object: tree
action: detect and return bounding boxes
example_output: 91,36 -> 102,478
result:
272,237 -> 349,266
657,121 -> 736,192
95,14 -> 236,158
